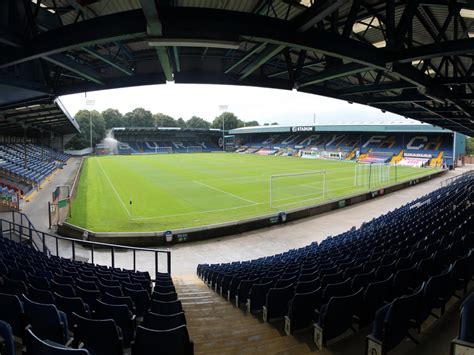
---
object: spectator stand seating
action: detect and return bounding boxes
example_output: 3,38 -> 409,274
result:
198,173 -> 474,352
0,231 -> 193,355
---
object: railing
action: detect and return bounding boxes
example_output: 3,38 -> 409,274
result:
0,218 -> 171,280
10,210 -> 47,255
440,169 -> 474,187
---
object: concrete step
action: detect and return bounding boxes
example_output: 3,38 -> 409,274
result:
174,275 -> 312,354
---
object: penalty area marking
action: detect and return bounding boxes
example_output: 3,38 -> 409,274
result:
130,202 -> 265,221
193,180 -> 258,205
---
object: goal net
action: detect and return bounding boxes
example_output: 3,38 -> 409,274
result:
153,147 -> 173,154
187,146 -> 203,153
270,171 -> 326,209
354,163 -> 390,188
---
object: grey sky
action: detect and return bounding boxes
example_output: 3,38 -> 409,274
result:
60,83 -> 422,126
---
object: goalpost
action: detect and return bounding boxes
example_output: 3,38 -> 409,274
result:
354,163 -> 390,188
153,147 -> 173,154
186,146 -> 203,153
270,171 -> 326,209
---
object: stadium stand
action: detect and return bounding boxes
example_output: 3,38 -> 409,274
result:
197,172 -> 473,352
0,144 -> 71,212
0,236 -> 193,354
112,127 -> 221,154
0,143 -> 70,192
230,125 -> 462,168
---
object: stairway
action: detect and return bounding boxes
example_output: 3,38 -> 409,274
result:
174,275 -> 313,354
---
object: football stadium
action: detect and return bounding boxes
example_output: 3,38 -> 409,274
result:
0,1 -> 473,355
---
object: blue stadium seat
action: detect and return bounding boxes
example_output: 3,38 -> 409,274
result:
367,286 -> 424,354
54,293 -> 90,328
72,313 -> 124,355
132,325 -> 193,355
26,328 -> 89,355
0,292 -> 25,337
150,300 -> 183,316
102,293 -> 136,314
95,300 -> 134,347
142,311 -> 187,331
151,291 -> 177,303
314,287 -> 363,349
263,284 -> 294,322
23,295 -> 69,344
123,288 -> 150,318
28,286 -> 55,305
285,288 -> 321,334
0,320 -> 15,355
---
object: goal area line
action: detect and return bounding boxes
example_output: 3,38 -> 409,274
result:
270,170 -> 327,209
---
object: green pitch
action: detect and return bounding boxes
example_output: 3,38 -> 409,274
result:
68,154 -> 439,232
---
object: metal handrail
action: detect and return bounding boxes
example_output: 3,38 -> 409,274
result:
440,170 -> 474,187
0,218 -> 171,280
11,210 -> 46,254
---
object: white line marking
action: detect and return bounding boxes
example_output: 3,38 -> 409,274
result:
131,203 -> 264,220
96,159 -> 131,217
193,180 -> 258,205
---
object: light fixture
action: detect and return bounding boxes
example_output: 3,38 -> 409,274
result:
352,17 -> 381,33
412,59 -> 424,66
460,8 -> 474,18
31,0 -> 55,13
372,40 -> 386,48
148,39 -> 240,50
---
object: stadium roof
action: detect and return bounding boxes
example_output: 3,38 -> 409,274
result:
230,123 -> 456,134
2,1 -> 474,135
111,127 -> 220,133
0,98 -> 80,136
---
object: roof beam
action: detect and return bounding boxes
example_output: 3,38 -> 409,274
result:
224,43 -> 266,74
139,0 -> 173,81
393,0 -> 420,48
339,82 -> 415,96
298,63 -> 370,88
82,47 -> 134,76
292,0 -> 345,32
42,54 -> 104,85
393,38 -> 474,63
238,44 -> 285,81
0,26 -> 23,48
0,9 -> 147,69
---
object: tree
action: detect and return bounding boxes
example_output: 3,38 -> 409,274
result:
467,137 -> 474,155
263,123 -> 270,126
153,113 -> 178,127
66,110 -> 106,149
124,108 -> 154,127
186,116 -> 210,129
211,112 -> 244,130
102,108 -> 124,129
177,118 -> 187,128
245,121 -> 259,127
271,122 -> 279,125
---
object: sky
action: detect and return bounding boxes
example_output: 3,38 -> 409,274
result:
59,83 -> 423,126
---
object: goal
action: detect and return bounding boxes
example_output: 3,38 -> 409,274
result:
270,171 -> 326,209
354,163 -> 390,188
186,146 -> 203,153
153,147 -> 173,154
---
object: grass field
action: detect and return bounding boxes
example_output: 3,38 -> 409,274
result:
68,153 -> 440,232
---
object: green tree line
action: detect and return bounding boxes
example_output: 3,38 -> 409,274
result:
66,108 -> 264,150
467,136 -> 474,155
